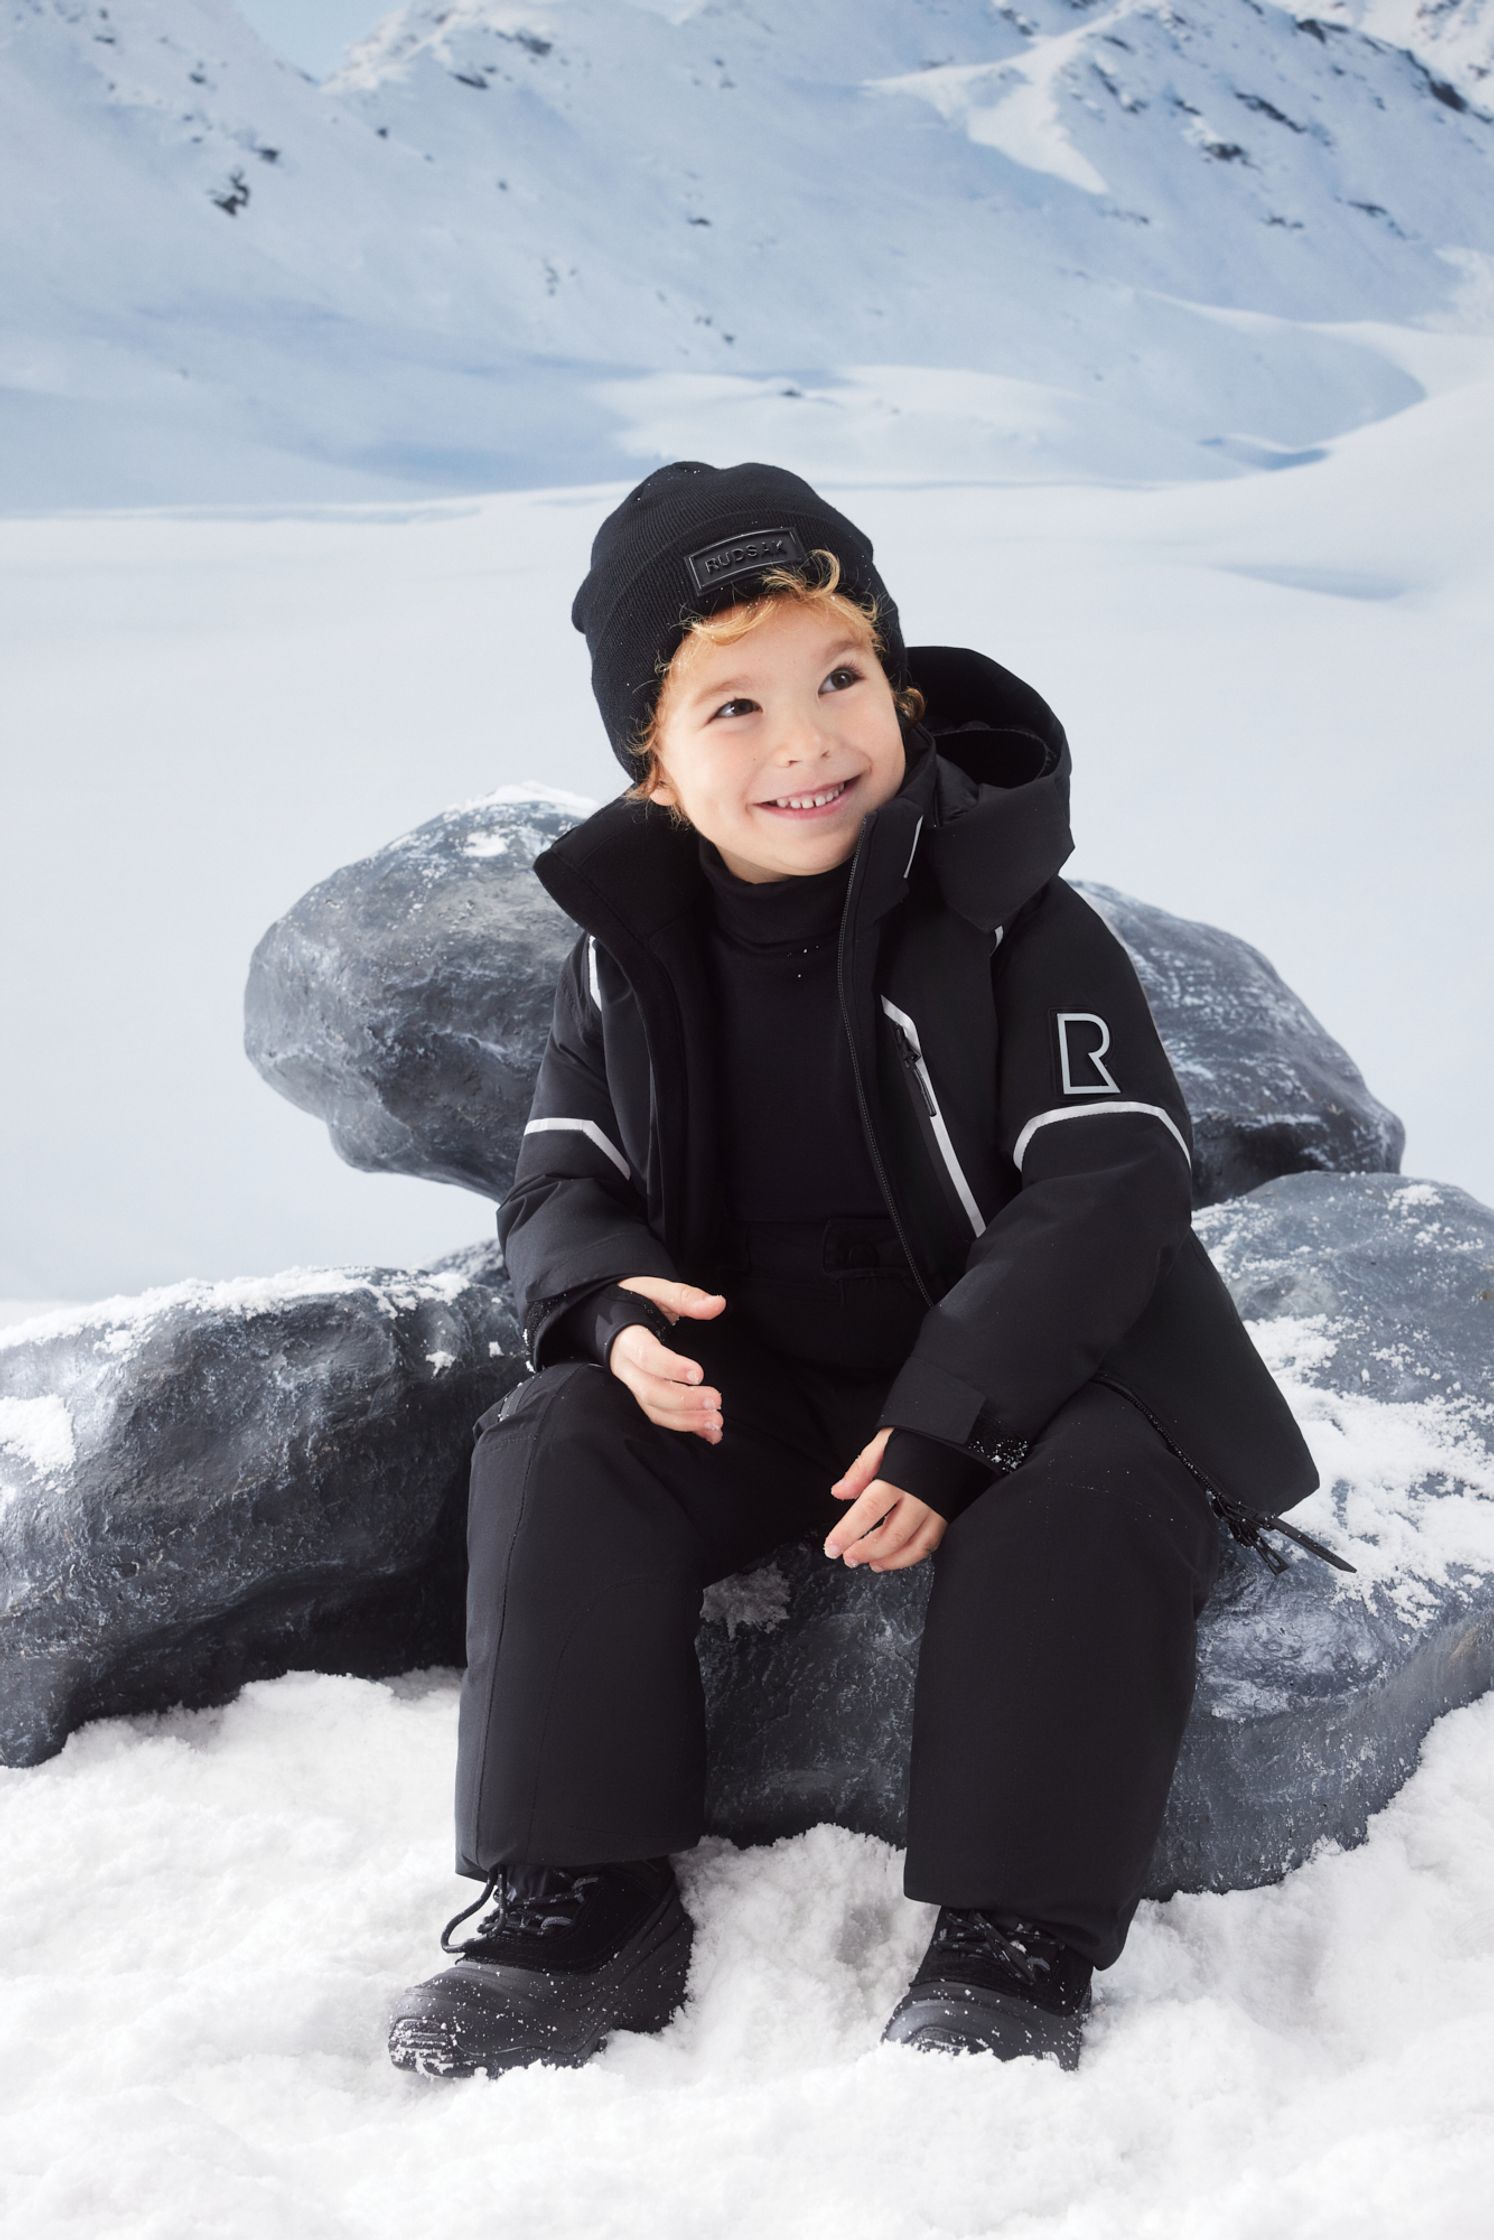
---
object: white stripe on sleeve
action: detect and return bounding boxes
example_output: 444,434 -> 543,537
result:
523,1115 -> 631,1179
1011,1100 -> 1192,1175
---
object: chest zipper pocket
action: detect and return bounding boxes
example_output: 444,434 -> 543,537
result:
882,999 -> 986,1240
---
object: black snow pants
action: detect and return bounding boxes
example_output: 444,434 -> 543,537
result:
457,1216 -> 1224,1971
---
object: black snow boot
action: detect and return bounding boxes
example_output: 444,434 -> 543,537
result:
387,1855 -> 693,2079
882,1906 -> 1094,2071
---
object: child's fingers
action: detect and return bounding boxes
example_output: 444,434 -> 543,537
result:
869,1523 -> 946,1573
610,1330 -> 723,1439
644,1358 -> 723,1437
830,1428 -> 889,1499
823,1480 -> 901,1560
843,1499 -> 923,1566
653,1342 -> 714,1389
670,1283 -> 727,1318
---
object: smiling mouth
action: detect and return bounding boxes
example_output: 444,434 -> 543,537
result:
757,776 -> 859,817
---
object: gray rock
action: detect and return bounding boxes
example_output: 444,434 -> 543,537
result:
1166,1169 -> 1494,1894
699,1171 -> 1494,1898
1078,882 -> 1404,1196
0,1242 -> 520,1768
243,791 -> 586,1197
7,1172 -> 1490,1902
243,795 -> 1402,1209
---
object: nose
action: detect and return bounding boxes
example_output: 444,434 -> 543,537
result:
766,707 -> 838,771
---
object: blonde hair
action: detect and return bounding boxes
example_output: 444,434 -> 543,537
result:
621,545 -> 925,829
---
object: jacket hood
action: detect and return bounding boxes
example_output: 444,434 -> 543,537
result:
907,643 -> 1074,934
531,643 -> 1074,945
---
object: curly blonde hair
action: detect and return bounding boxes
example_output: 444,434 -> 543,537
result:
621,545 -> 925,830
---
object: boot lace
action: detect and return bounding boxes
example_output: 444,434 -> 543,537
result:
439,1865 -> 605,1956
930,1907 -> 1063,1987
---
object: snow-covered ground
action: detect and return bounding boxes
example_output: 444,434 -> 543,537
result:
2,1667 -> 1491,2239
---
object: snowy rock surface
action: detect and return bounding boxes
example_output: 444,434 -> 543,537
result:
243,789 -> 588,1198
0,1243 -> 520,1768
245,792 -> 1403,1209
700,1171 -> 1494,1895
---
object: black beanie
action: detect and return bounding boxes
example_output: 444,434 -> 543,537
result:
570,460 -> 912,775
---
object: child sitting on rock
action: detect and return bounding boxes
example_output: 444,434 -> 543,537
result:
387,459 -> 1322,2080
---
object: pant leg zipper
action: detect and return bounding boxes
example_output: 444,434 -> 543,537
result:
1092,1372 -> 1356,1576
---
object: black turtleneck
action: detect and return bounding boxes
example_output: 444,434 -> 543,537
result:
544,773 -> 996,1524
693,832 -> 887,1225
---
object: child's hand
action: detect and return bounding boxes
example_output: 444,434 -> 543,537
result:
606,1278 -> 727,1443
825,1426 -> 948,1572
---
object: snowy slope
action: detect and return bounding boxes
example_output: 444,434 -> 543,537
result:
1322,0 -> 1494,97
2,0 -> 1493,506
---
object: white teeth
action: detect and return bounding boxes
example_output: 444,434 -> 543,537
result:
770,782 -> 847,811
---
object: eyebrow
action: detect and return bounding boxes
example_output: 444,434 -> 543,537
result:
682,634 -> 869,709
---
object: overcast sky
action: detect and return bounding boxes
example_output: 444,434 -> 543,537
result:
234,0 -> 393,80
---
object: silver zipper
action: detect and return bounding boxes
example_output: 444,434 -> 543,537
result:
835,832 -> 936,1310
880,996 -> 986,1238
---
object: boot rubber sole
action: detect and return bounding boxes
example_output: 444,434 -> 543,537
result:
388,1881 -> 694,2080
881,1976 -> 1090,2071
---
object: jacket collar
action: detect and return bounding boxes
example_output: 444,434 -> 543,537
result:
531,644 -> 1074,943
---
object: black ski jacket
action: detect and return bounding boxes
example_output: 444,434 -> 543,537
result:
496,645 -> 1352,1577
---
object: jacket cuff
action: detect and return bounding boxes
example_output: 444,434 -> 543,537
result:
879,1428 -> 997,1524
543,1281 -> 674,1369
878,1357 -> 1032,1485
877,1355 -> 999,1447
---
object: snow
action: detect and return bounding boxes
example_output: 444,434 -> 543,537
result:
1240,1315 -> 1494,1628
0,1263 -> 473,1361
700,1559 -> 791,1637
5,3 -> 1494,2222
0,1393 -> 76,1495
4,329 -> 1493,1300
6,0 -> 1494,508
2,1667 -> 1492,2236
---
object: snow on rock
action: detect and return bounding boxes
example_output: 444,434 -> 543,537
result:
0,1238 -> 521,1769
1160,1170 -> 1494,1889
243,786 -> 1404,1210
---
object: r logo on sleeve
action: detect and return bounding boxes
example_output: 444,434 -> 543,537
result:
1053,1011 -> 1120,1096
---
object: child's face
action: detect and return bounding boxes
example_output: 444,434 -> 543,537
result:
648,601 -> 908,883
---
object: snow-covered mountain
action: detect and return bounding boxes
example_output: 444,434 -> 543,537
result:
1320,0 -> 1494,97
2,0 -> 1492,506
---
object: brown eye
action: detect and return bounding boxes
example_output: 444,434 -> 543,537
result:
824,666 -> 861,691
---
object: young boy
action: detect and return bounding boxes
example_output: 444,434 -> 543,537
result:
387,460 -> 1337,2082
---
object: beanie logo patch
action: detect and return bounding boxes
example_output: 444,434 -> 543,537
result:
685,526 -> 808,593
